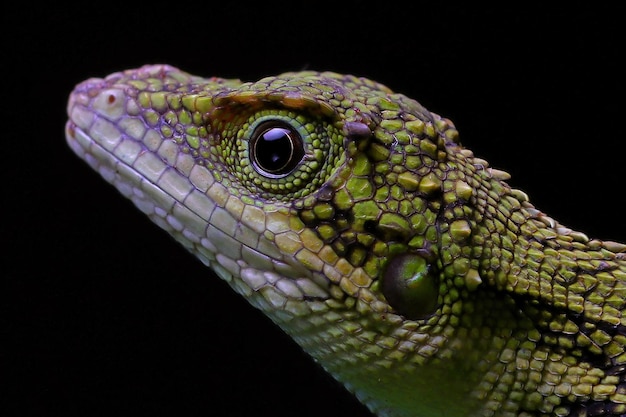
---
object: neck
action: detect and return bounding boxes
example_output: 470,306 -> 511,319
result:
473,177 -> 626,359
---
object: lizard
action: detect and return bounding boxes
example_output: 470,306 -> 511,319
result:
65,64 -> 626,417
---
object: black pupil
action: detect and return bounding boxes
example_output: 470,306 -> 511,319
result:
252,124 -> 304,177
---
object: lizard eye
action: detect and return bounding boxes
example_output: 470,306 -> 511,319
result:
228,110 -> 342,200
250,121 -> 305,178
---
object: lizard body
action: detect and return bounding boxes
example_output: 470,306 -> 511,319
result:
66,65 -> 626,417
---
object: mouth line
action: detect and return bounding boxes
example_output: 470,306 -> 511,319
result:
66,118 -> 331,303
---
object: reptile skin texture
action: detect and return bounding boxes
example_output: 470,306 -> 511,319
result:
65,65 -> 626,417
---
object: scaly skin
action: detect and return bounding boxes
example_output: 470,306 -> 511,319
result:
66,65 -> 626,417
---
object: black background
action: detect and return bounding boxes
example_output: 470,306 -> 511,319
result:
4,3 -> 625,417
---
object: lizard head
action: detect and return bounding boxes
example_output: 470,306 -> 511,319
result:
67,65 -> 626,417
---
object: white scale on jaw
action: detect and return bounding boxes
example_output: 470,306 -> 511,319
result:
66,83 -> 332,322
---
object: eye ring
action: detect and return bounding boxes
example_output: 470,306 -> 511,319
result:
250,121 -> 306,178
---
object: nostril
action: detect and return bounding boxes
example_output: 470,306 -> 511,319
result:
93,89 -> 125,119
